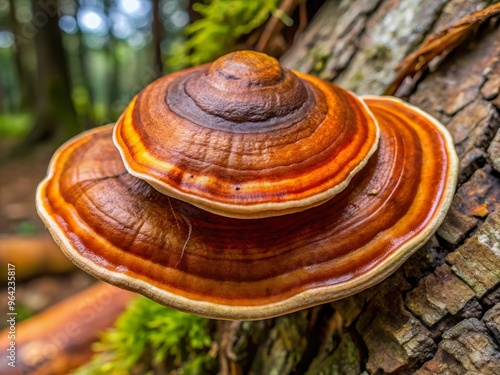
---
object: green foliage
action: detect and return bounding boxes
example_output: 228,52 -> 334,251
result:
15,220 -> 38,236
12,302 -> 34,323
0,302 -> 34,330
168,0 -> 281,70
73,297 -> 217,375
0,113 -> 34,139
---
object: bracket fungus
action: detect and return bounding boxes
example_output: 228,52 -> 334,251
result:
37,51 -> 458,320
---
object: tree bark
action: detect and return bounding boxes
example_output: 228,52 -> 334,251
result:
222,1 -> 500,374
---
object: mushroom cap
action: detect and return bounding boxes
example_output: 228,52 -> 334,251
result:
113,51 -> 379,218
36,96 -> 458,320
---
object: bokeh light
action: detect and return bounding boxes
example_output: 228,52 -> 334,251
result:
118,0 -> 150,17
59,15 -> 79,34
171,10 -> 189,29
77,8 -> 109,35
0,31 -> 15,49
110,12 -> 135,39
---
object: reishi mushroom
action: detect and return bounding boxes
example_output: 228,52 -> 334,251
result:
36,51 -> 458,320
114,50 -> 380,218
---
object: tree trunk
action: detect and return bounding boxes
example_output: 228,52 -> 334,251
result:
26,0 -> 82,144
222,1 -> 500,374
8,0 -> 35,110
152,0 -> 163,77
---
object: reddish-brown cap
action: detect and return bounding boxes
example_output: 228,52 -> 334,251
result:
36,96 -> 458,319
113,51 -> 379,218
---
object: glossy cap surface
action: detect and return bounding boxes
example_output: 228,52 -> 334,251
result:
36,97 -> 458,320
113,51 -> 379,218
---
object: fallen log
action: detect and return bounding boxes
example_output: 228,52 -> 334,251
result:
0,283 -> 136,375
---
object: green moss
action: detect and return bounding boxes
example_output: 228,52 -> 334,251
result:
167,0 -> 284,70
73,297 -> 217,375
303,47 -> 330,77
305,333 -> 360,375
250,311 -> 309,375
349,71 -> 365,88
365,44 -> 392,66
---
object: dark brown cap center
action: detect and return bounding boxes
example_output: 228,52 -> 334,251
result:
167,50 -> 311,127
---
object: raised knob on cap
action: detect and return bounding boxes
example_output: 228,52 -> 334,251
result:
207,50 -> 284,87
174,50 -> 309,123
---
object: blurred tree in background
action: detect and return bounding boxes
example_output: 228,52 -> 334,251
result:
0,0 -> 320,150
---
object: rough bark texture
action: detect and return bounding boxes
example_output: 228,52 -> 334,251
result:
223,0 -> 500,374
